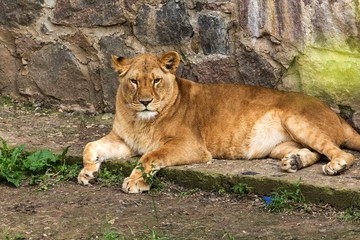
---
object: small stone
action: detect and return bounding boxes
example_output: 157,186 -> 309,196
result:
101,113 -> 113,120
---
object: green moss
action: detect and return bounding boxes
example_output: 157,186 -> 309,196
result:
296,47 -> 360,108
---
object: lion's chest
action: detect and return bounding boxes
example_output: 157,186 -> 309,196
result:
116,120 -> 161,155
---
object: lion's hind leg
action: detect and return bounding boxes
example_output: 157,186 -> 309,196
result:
78,131 -> 134,185
270,141 -> 321,173
282,116 -> 355,175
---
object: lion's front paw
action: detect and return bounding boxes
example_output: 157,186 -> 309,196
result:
322,161 -> 347,176
281,154 -> 303,173
78,168 -> 99,186
122,177 -> 150,193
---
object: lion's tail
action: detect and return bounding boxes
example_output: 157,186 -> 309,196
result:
341,117 -> 360,151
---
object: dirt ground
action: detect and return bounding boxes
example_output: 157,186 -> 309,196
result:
1,97 -> 360,239
1,181 -> 360,240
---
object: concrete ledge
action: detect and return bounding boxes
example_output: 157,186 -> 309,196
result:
100,156 -> 360,209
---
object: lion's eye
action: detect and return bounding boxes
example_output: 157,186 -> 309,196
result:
154,78 -> 161,84
130,79 -> 137,85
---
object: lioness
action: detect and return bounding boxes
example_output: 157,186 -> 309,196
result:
78,51 -> 360,193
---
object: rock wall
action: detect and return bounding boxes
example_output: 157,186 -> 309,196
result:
0,0 -> 359,128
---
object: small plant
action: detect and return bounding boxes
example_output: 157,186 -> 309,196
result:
98,167 -> 124,186
222,232 -> 235,240
152,197 -> 159,221
339,207 -> 360,223
144,226 -> 167,240
136,161 -> 158,185
233,183 -> 252,195
0,137 -> 80,189
99,216 -> 128,240
264,178 -> 308,213
136,160 -> 167,192
1,226 -> 25,240
176,188 -> 200,197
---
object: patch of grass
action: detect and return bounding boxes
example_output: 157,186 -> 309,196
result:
1,227 -> 25,240
175,188 -> 200,197
233,183 -> 252,195
144,226 -> 167,240
152,197 -> 159,221
264,178 -> 308,213
97,167 -> 124,187
98,216 -> 167,240
222,232 -> 235,240
339,207 -> 360,223
0,137 -> 80,189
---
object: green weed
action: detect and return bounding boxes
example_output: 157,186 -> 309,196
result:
98,167 -> 124,186
136,160 -> 167,192
144,226 -> 167,240
98,216 -> 167,240
222,232 -> 235,240
136,161 -> 157,185
264,178 -> 308,213
175,188 -> 200,197
339,207 -> 360,223
233,183 -> 252,195
152,197 -> 159,221
0,137 -> 79,189
1,226 -> 25,240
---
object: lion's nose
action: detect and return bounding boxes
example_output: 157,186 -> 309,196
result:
139,99 -> 153,107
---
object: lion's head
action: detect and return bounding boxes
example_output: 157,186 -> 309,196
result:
111,51 -> 180,120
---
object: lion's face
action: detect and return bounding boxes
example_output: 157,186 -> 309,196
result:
112,52 -> 180,120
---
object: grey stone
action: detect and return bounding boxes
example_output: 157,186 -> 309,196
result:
352,111 -> 360,132
52,0 -> 126,27
192,58 -> 238,84
236,43 -> 277,88
156,0 -> 193,45
15,36 -> 41,59
134,4 -> 152,43
0,0 -> 43,29
18,44 -> 98,111
99,36 -> 136,112
135,1 -> 193,46
0,44 -> 19,96
198,14 -> 229,55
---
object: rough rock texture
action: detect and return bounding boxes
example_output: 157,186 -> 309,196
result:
99,35 -> 136,111
0,0 -> 43,29
0,44 -> 20,96
134,0 -> 194,46
52,0 -> 126,27
0,0 -> 359,130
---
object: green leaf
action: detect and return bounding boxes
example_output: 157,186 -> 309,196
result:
23,150 -> 58,173
59,146 -> 71,163
9,144 -> 25,167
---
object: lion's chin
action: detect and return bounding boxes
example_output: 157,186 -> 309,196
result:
136,111 -> 158,120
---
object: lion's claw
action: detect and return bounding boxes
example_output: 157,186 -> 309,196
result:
122,177 -> 150,193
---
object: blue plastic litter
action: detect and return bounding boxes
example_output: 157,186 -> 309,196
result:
263,197 -> 273,205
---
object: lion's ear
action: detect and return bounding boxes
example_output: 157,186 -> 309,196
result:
159,51 -> 180,73
111,55 -> 131,75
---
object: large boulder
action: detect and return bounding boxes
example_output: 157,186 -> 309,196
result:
17,44 -> 100,112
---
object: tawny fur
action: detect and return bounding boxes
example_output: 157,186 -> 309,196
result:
78,51 -> 360,193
